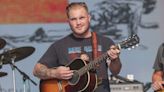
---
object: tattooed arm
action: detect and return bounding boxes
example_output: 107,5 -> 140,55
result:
33,63 -> 74,80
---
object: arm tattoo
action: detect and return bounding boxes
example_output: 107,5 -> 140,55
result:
36,65 -> 50,79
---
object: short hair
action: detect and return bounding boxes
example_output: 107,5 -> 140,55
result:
66,2 -> 89,18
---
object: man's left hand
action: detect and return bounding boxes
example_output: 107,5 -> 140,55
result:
107,45 -> 120,60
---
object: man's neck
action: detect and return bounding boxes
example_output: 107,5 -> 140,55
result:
73,31 -> 92,38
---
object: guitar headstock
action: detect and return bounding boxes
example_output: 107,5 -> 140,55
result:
118,34 -> 140,50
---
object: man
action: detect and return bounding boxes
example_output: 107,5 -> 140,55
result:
33,2 -> 121,92
152,43 -> 164,91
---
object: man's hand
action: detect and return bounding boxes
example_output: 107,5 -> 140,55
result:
33,63 -> 73,80
107,45 -> 120,60
107,45 -> 122,75
152,81 -> 164,91
50,66 -> 74,80
152,71 -> 164,91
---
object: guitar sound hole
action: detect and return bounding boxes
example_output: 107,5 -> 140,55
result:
68,70 -> 80,85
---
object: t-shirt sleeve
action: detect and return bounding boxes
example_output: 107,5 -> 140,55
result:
38,43 -> 59,68
100,35 -> 115,50
153,44 -> 163,71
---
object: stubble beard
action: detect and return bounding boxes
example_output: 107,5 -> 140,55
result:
72,24 -> 91,38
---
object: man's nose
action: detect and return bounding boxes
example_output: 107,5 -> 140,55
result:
76,19 -> 81,24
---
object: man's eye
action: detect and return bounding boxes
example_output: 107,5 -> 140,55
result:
80,17 -> 85,20
70,18 -> 76,21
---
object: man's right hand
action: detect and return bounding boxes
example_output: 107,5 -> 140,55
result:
50,66 -> 74,80
33,63 -> 73,80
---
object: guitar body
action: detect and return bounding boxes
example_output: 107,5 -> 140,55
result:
155,90 -> 164,92
40,59 -> 97,92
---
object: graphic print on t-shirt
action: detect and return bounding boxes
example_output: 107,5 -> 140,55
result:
68,45 -> 102,60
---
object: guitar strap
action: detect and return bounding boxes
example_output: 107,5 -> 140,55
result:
91,32 -> 103,86
91,32 -> 98,60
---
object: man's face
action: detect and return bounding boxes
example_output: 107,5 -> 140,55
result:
67,6 -> 90,37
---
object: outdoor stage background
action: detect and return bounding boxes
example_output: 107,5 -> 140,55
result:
0,0 -> 164,92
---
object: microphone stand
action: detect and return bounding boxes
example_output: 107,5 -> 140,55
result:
10,62 -> 37,92
0,55 -> 4,69
10,57 -> 16,92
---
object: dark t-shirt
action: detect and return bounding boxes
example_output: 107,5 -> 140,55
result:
153,43 -> 164,71
39,33 -> 115,92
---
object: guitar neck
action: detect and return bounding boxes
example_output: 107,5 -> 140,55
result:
77,34 -> 140,76
78,52 -> 109,76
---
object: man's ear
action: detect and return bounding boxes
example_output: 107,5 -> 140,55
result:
88,14 -> 91,22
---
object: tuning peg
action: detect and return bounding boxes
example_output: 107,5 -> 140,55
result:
132,46 -> 135,49
136,44 -> 139,47
128,48 -> 131,50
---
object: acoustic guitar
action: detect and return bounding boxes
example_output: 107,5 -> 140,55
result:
155,90 -> 164,92
40,34 -> 140,92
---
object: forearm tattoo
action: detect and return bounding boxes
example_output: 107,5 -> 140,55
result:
36,65 -> 49,79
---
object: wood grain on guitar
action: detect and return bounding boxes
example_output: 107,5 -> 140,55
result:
155,90 -> 164,92
40,34 -> 140,92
